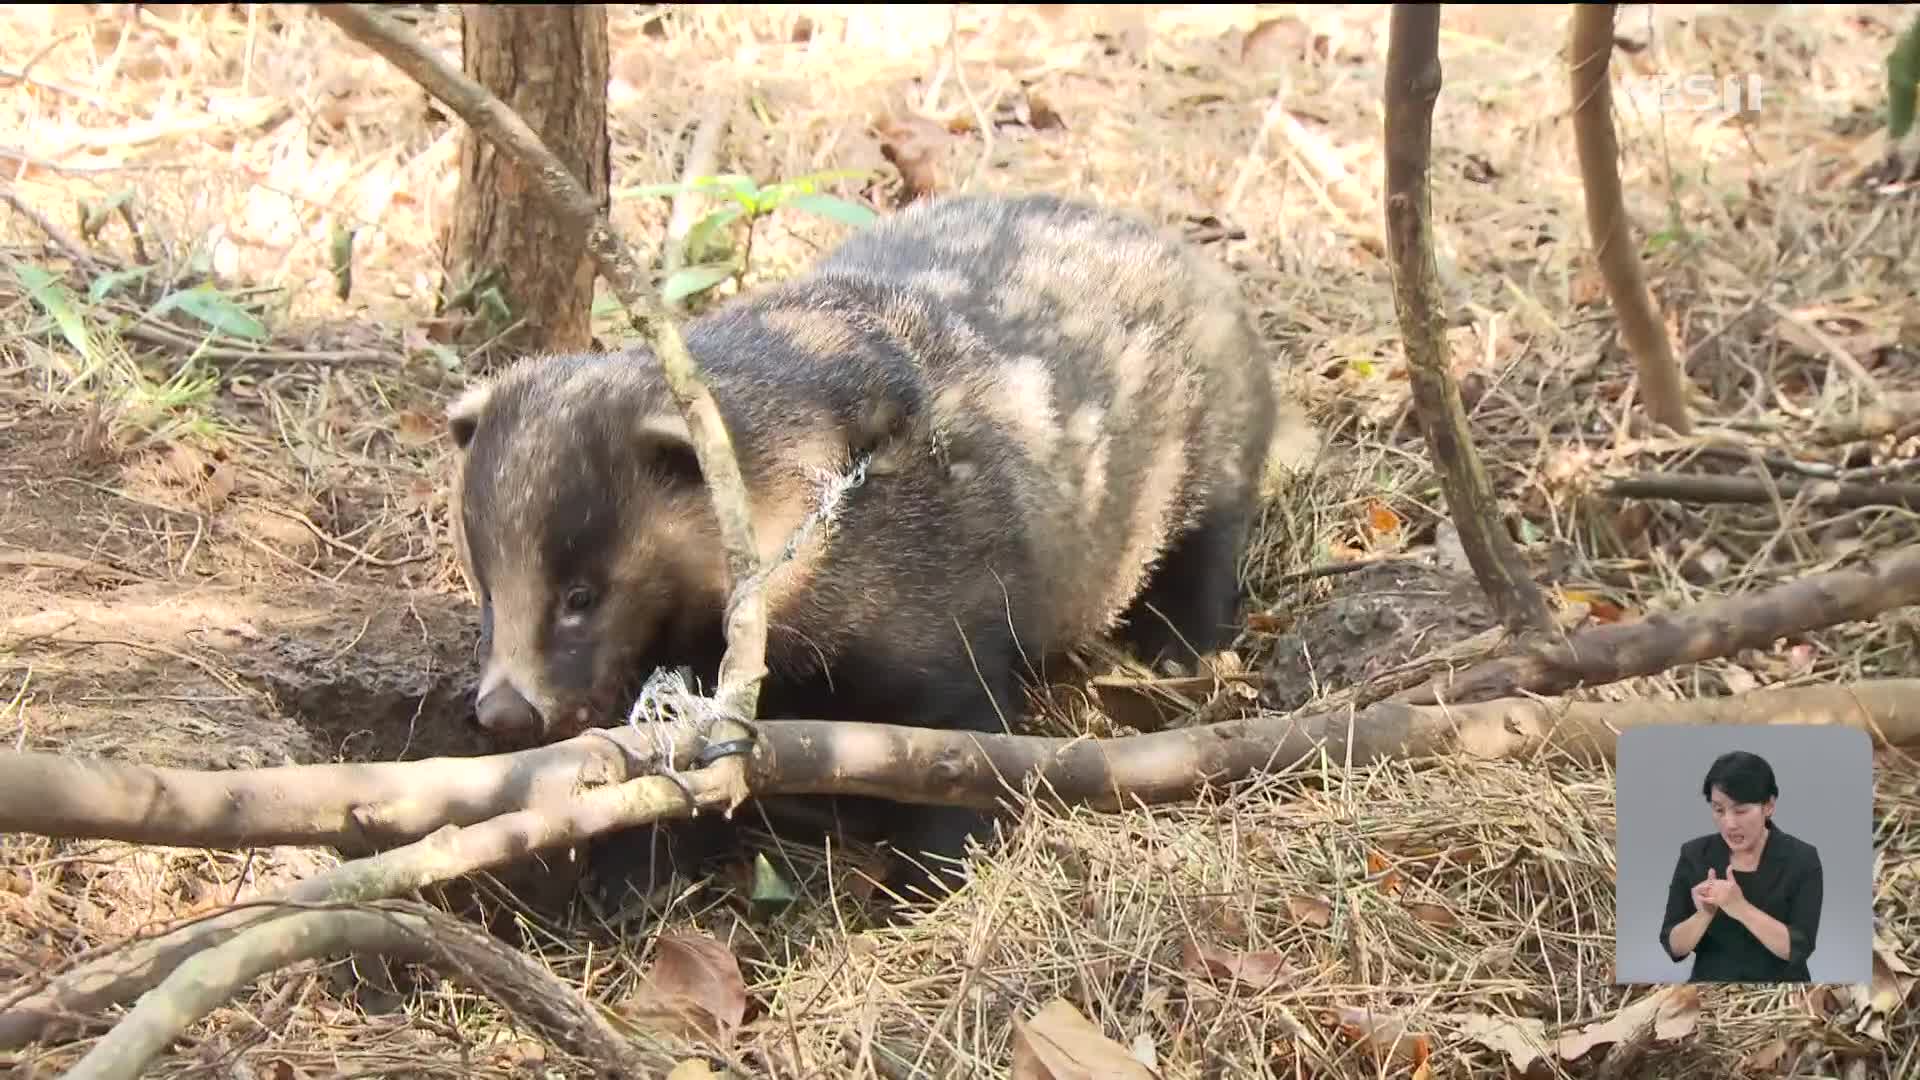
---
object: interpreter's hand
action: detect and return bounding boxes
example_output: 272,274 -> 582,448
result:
1698,867 -> 1746,915
1691,868 -> 1722,915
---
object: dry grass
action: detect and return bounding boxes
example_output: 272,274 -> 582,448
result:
3,3 -> 1919,1078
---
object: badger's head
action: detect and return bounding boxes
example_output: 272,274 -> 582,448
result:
445,355 -> 732,747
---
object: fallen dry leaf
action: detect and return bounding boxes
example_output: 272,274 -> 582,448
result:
1869,943 -> 1917,1015
1333,1004 -> 1432,1068
1011,997 -> 1160,1080
1721,663 -> 1761,696
1240,15 -> 1321,67
1244,611 -> 1289,634
1611,501 -> 1654,547
1555,985 -> 1700,1062
1365,499 -> 1403,539
1016,88 -> 1064,131
1287,894 -> 1332,928
1570,265 -> 1607,307
1404,901 -> 1459,930
618,932 -> 750,1046
1440,1011 -> 1550,1075
485,1041 -> 547,1071
1691,545 -> 1733,581
1586,597 -> 1627,623
1367,851 -> 1404,895
874,114 -> 947,205
395,408 -> 440,446
666,1060 -> 720,1080
1773,304 -> 1899,366
1560,589 -> 1626,624
1804,985 -> 1842,1021
1737,1037 -> 1791,1074
1181,939 -> 1296,992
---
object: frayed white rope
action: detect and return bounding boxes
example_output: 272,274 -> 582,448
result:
623,450 -> 876,794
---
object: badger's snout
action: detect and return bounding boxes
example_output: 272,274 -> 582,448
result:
473,682 -> 542,742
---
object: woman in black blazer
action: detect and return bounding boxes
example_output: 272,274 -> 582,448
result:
1659,750 -> 1824,983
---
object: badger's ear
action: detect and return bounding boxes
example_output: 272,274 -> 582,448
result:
447,381 -> 494,451
634,410 -> 705,487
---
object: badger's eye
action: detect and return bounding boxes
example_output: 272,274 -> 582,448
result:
561,585 -> 597,615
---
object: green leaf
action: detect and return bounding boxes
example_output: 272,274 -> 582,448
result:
704,175 -> 765,213
662,263 -> 734,303
748,852 -> 796,907
1888,12 -> 1920,139
331,223 -> 356,302
683,204 -> 743,258
151,285 -> 269,341
783,192 -> 878,227
477,285 -> 512,325
425,343 -> 461,371
11,262 -> 93,363
82,189 -> 134,234
696,172 -> 759,192
619,173 -> 745,199
615,178 -> 711,201
781,167 -> 877,192
87,265 -> 152,303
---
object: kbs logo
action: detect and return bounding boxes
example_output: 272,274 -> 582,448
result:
1618,73 -> 1764,116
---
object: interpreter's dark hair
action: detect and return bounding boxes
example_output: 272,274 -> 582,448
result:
1701,750 -> 1779,805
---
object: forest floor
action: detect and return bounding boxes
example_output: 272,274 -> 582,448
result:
2,4 -> 1918,1078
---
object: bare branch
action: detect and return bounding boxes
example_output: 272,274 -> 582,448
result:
0,723 -> 692,851
1809,390 -> 1920,446
0,738 -> 727,1050
61,901 -> 664,1080
1381,5 -> 1555,636
1568,4 -> 1694,435
1608,472 -> 1920,512
1404,544 -> 1920,705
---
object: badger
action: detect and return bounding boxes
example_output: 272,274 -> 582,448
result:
445,191 -> 1281,902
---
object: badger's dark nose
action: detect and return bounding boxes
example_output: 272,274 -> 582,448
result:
474,684 -> 541,742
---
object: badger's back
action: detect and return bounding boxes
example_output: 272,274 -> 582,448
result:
712,193 -> 1276,652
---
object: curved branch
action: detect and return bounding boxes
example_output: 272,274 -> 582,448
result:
61,901 -> 666,1080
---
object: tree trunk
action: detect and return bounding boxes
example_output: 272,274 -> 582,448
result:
1567,4 -> 1693,435
1382,4 -> 1555,637
441,3 -> 609,364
